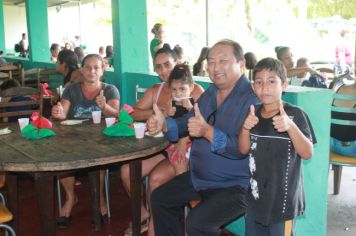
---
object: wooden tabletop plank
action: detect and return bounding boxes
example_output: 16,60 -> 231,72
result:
0,121 -> 169,171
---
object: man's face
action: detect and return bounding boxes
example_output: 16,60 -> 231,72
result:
155,53 -> 176,82
207,44 -> 244,89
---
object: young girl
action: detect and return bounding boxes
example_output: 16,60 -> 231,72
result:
165,64 -> 195,175
239,58 -> 316,236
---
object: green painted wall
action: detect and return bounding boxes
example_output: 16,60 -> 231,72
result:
111,0 -> 150,104
226,86 -> 333,236
0,0 -> 5,52
25,0 -> 50,62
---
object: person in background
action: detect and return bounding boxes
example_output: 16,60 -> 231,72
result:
99,46 -> 105,58
238,57 -> 315,236
275,46 -> 319,86
74,47 -> 85,63
295,57 -> 310,85
147,39 -> 258,236
121,47 -> 204,236
244,52 -> 257,80
193,46 -> 209,76
330,76 -> 356,157
104,45 -> 114,67
19,33 -> 28,57
52,54 -> 120,229
0,50 -> 7,66
56,49 -> 81,87
150,23 -> 165,60
173,45 -> 184,64
64,42 -> 72,51
335,29 -> 353,75
50,43 -> 61,62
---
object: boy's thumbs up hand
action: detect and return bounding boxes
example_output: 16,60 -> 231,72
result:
272,102 -> 292,132
242,105 -> 259,130
147,104 -> 165,134
188,104 -> 209,137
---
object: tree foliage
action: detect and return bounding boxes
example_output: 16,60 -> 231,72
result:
307,0 -> 356,19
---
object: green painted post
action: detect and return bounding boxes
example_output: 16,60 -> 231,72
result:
0,0 -> 6,52
111,0 -> 149,104
226,87 -> 333,236
25,0 -> 50,62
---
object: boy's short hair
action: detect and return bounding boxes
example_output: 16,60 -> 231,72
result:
253,57 -> 287,82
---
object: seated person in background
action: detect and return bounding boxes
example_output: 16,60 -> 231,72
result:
56,49 -> 82,87
51,54 -> 120,228
50,43 -> 61,62
244,51 -> 257,80
121,47 -> 204,235
193,46 -> 209,76
0,50 -> 7,66
64,42 -> 72,51
104,45 -> 114,67
294,57 -> 310,85
98,46 -> 105,58
173,45 -> 184,64
330,77 -> 356,157
275,46 -> 319,86
0,79 -> 32,122
74,47 -> 85,63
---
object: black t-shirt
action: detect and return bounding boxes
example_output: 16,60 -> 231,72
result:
171,98 -> 195,119
248,103 -> 316,225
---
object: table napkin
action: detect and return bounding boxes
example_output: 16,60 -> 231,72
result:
103,109 -> 135,137
21,124 -> 55,140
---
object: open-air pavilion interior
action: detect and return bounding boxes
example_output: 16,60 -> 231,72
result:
0,0 -> 355,235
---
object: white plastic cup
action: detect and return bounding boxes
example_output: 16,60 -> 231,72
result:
105,117 -> 116,127
92,111 -> 102,124
133,122 -> 146,139
18,118 -> 29,131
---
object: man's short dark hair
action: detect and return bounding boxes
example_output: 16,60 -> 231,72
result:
253,57 -> 287,82
210,39 -> 244,62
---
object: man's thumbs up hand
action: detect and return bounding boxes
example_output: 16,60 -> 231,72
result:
188,104 -> 209,137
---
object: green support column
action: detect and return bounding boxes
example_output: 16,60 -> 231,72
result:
111,0 -> 149,104
0,0 -> 6,52
25,0 -> 50,62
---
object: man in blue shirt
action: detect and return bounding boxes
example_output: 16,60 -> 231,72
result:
147,39 -> 259,236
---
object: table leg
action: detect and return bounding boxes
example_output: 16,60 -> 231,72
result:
129,159 -> 142,236
34,173 -> 55,236
88,169 -> 101,231
6,173 -> 18,234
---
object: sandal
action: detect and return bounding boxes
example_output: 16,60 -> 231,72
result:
57,216 -> 70,229
124,221 -> 149,236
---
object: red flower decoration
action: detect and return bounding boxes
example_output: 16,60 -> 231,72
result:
30,112 -> 52,129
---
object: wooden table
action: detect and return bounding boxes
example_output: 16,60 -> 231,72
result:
0,121 -> 168,236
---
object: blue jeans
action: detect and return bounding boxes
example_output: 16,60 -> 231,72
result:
151,172 -> 247,236
245,206 -> 296,236
330,138 -> 356,157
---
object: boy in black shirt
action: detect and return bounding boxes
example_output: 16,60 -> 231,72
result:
238,57 -> 316,236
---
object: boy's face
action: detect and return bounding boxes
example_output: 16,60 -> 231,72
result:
170,80 -> 192,99
253,69 -> 287,106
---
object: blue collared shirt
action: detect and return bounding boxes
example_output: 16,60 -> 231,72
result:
165,74 -> 259,190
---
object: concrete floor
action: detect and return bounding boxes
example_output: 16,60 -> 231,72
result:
328,166 -> 356,236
